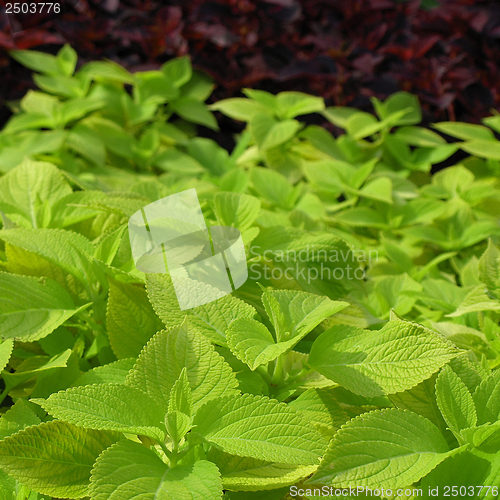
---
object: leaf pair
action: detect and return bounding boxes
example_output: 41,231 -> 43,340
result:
227,288 -> 348,370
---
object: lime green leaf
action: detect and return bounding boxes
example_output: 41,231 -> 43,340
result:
146,273 -> 256,345
0,272 -> 88,341
213,192 -> 261,230
10,49 -> 61,75
308,409 -> 456,488
0,159 -> 71,228
126,324 -> 239,413
420,450 -> 492,498
106,280 -> 163,359
473,370 -> 500,425
0,399 -> 41,440
171,98 -> 218,130
435,365 -> 477,436
57,45 -> 77,76
227,318 -> 290,370
433,122 -> 494,141
210,98 -> 267,121
250,113 -> 300,150
0,338 -> 13,372
34,384 -> 165,441
276,92 -> 324,119
193,394 -> 326,465
309,318 -> 460,397
0,228 -> 95,286
208,448 -> 316,491
162,56 -> 192,88
168,368 -> 193,416
261,289 -> 348,342
0,421 -> 117,498
288,388 -> 348,434
72,359 -> 135,387
89,439 -> 168,499
382,92 -> 421,125
460,140 -> 500,160
78,60 -> 133,83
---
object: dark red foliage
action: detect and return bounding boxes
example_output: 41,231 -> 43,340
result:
1,0 -> 499,125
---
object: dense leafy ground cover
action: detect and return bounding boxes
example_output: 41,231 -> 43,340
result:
0,46 -> 499,499
2,0 -> 500,127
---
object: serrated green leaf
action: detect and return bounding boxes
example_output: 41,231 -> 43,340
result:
420,450 -> 492,499
0,159 -> 71,228
309,318 -> 460,397
106,279 -> 163,358
435,365 -> 477,436
168,368 -> 193,416
288,387 -> 349,435
0,399 -> 41,440
208,448 -> 316,491
213,191 -> 261,230
0,272 -> 88,341
473,370 -> 500,424
89,439 -> 168,499
193,393 -> 326,465
0,421 -> 117,498
0,228 -> 96,286
71,359 -> 135,387
0,338 -> 13,372
261,289 -> 348,342
126,324 -> 239,413
34,383 -> 165,441
308,408 -> 457,488
227,318 -> 289,370
146,273 -> 256,345
90,439 -> 223,500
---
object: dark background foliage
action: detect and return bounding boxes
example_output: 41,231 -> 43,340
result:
1,0 -> 499,127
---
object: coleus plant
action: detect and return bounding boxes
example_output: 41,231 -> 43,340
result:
0,48 -> 499,499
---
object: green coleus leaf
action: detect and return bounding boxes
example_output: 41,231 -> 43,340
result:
0,272 -> 89,341
0,399 -> 41,440
308,408 -> 458,489
478,239 -> 500,297
473,370 -> 500,425
420,450 -> 493,499
213,191 -> 261,230
287,387 -> 349,435
106,279 -> 163,359
309,317 -> 460,397
71,359 -> 136,387
90,440 -> 223,500
146,273 -> 256,346
0,159 -> 72,228
261,288 -> 348,342
125,324 -> 239,413
192,393 -> 327,465
0,338 -> 13,372
0,228 -> 96,286
0,421 -> 118,498
250,113 -> 300,150
33,384 -> 165,441
208,448 -> 316,491
435,365 -> 477,437
227,318 -> 290,370
168,368 -> 193,416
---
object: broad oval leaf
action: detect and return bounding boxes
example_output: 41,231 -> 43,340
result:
193,393 -> 327,465
34,383 -> 165,441
309,318 -> 460,397
126,324 -> 239,413
308,408 -> 457,489
0,421 -> 117,498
